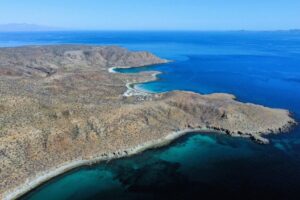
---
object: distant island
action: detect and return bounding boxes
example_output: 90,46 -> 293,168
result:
0,45 -> 296,200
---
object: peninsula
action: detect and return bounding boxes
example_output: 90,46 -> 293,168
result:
0,45 -> 296,200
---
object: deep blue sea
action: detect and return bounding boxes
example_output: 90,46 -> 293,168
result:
1,31 -> 300,200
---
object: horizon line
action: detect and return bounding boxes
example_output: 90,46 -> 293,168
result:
0,23 -> 299,32
0,29 -> 300,32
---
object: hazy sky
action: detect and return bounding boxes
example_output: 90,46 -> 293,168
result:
0,0 -> 299,30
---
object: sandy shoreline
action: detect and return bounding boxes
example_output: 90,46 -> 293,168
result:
3,128 -> 230,200
108,66 -> 161,96
108,67 -> 117,73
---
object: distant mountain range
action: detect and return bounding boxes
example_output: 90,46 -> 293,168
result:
0,23 -> 63,32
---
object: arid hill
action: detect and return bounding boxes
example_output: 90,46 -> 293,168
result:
0,45 -> 296,200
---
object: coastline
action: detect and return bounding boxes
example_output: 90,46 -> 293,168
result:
5,63 -> 278,200
4,63 -> 169,200
2,50 -> 296,200
108,66 -> 162,96
4,127 -> 234,200
108,67 -> 117,73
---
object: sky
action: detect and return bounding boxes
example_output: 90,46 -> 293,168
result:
0,0 -> 299,30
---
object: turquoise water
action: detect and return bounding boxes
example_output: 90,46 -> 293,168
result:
1,31 -> 300,199
22,133 -> 299,200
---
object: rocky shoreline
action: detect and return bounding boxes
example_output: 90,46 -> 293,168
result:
111,65 -> 296,145
4,122 -> 296,200
0,45 -> 296,199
